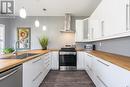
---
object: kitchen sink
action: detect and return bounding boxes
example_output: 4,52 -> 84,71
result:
0,53 -> 39,59
15,53 -> 39,59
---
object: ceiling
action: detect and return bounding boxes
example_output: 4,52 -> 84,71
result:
15,0 -> 101,16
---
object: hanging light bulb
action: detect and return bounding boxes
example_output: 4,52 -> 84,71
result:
35,19 -> 40,27
42,25 -> 47,31
19,7 -> 27,19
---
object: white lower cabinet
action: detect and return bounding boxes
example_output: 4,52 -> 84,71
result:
106,64 -> 130,87
84,52 -> 130,87
51,51 -> 59,70
23,53 -> 51,87
84,53 -> 93,71
77,52 -> 85,70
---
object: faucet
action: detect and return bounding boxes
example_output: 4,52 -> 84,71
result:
13,40 -> 20,55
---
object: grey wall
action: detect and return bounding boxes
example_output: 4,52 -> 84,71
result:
6,16 -> 86,49
93,37 -> 130,57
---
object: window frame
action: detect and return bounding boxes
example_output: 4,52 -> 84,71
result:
0,24 -> 5,50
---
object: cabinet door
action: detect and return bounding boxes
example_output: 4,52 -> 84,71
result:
23,62 -> 33,87
75,20 -> 84,42
84,53 -> 92,71
92,20 -> 101,39
84,53 -> 88,71
51,51 -> 59,70
93,58 -> 110,87
106,64 -> 130,87
90,0 -> 104,39
77,52 -> 85,70
83,19 -> 90,40
92,56 -> 130,87
102,0 -> 128,36
23,57 -> 42,87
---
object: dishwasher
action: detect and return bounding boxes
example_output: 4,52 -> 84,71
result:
0,65 -> 22,87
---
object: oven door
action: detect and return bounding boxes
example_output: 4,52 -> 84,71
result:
59,53 -> 77,70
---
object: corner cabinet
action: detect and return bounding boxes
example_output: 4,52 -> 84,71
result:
77,52 -> 85,70
51,51 -> 59,70
75,19 -> 90,42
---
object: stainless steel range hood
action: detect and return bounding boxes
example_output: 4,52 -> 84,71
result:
60,13 -> 74,33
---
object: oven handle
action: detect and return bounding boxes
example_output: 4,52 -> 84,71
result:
59,52 -> 77,55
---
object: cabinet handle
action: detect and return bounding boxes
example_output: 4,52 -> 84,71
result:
32,72 -> 42,82
32,58 -> 41,63
91,28 -> 94,39
97,76 -> 108,87
87,65 -> 89,68
126,3 -> 130,31
97,59 -> 109,67
87,54 -> 93,57
101,21 -> 104,36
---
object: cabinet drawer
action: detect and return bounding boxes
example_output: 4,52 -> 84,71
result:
32,71 -> 43,87
106,64 -> 130,87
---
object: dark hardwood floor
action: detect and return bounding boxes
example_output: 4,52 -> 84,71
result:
39,70 -> 96,87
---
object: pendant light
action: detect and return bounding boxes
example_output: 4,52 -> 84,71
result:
42,8 -> 47,31
42,25 -> 47,31
35,19 -> 40,27
19,7 -> 27,19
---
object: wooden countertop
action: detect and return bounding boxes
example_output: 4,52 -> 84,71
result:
88,51 -> 130,71
0,49 -> 130,73
0,50 -> 50,73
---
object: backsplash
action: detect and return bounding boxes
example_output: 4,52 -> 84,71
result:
93,37 -> 130,57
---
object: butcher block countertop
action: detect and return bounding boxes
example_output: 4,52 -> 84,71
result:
0,50 -> 50,73
88,51 -> 130,71
0,49 -> 130,73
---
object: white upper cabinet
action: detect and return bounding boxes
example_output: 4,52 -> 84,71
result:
89,19 -> 101,40
75,20 -> 84,42
89,0 -> 130,41
102,0 -> 129,36
75,19 -> 90,42
76,0 -> 130,42
83,19 -> 90,40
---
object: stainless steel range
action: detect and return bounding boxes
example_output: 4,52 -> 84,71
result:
59,48 -> 77,70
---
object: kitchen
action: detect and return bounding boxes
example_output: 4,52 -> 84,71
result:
0,0 -> 130,87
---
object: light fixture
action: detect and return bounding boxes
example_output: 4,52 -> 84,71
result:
35,19 -> 40,27
19,7 -> 27,19
42,25 -> 47,31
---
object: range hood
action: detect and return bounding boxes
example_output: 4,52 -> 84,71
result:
60,13 -> 74,33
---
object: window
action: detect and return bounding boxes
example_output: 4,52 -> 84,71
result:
0,24 -> 5,50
